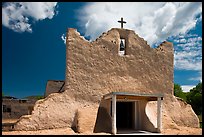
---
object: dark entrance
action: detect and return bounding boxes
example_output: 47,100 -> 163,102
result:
116,102 -> 133,130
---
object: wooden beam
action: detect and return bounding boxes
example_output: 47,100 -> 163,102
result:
116,95 -> 157,101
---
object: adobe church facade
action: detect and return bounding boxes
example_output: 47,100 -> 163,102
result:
14,26 -> 199,134
65,28 -> 174,99
64,27 -> 173,134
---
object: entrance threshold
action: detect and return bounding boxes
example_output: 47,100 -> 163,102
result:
117,130 -> 162,135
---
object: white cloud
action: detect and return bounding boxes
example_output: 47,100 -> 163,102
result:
174,59 -> 202,71
61,34 -> 66,44
181,85 -> 195,92
189,77 -> 202,82
77,2 -> 202,45
2,2 -> 58,33
188,71 -> 202,82
173,33 -> 202,71
77,2 -> 202,73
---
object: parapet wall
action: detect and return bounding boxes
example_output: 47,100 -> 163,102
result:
65,28 -> 174,103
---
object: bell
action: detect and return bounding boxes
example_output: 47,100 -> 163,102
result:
120,40 -> 125,51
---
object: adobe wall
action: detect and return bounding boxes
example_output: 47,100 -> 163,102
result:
45,80 -> 65,97
14,28 -> 199,132
65,28 -> 174,103
2,99 -> 35,119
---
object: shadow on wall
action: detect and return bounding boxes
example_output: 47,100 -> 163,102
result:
71,111 -> 78,133
140,100 -> 158,133
93,100 -> 112,133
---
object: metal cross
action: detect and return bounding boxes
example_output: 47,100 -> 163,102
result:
118,17 -> 126,29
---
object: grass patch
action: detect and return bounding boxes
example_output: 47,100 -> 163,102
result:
198,114 -> 202,128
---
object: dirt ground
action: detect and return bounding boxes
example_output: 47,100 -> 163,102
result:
2,118 -> 109,135
2,118 -> 202,135
161,126 -> 202,135
2,127 -> 202,135
2,128 -> 110,135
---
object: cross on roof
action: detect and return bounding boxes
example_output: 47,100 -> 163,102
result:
118,17 -> 126,29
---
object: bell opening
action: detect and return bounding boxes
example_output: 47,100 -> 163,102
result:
119,39 -> 125,56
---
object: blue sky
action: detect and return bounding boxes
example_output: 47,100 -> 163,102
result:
2,2 -> 202,98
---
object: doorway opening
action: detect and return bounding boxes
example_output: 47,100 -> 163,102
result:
116,102 -> 133,130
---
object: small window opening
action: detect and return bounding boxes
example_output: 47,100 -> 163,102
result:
3,105 -> 11,112
119,39 -> 125,56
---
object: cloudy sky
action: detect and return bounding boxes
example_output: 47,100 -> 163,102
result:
2,2 -> 202,98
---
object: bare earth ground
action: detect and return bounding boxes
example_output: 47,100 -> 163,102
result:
161,127 -> 202,135
2,119 -> 202,135
2,119 -> 109,135
2,128 -> 110,135
2,127 -> 202,135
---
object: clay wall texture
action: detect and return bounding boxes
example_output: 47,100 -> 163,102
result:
14,28 -> 199,132
65,28 -> 174,102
